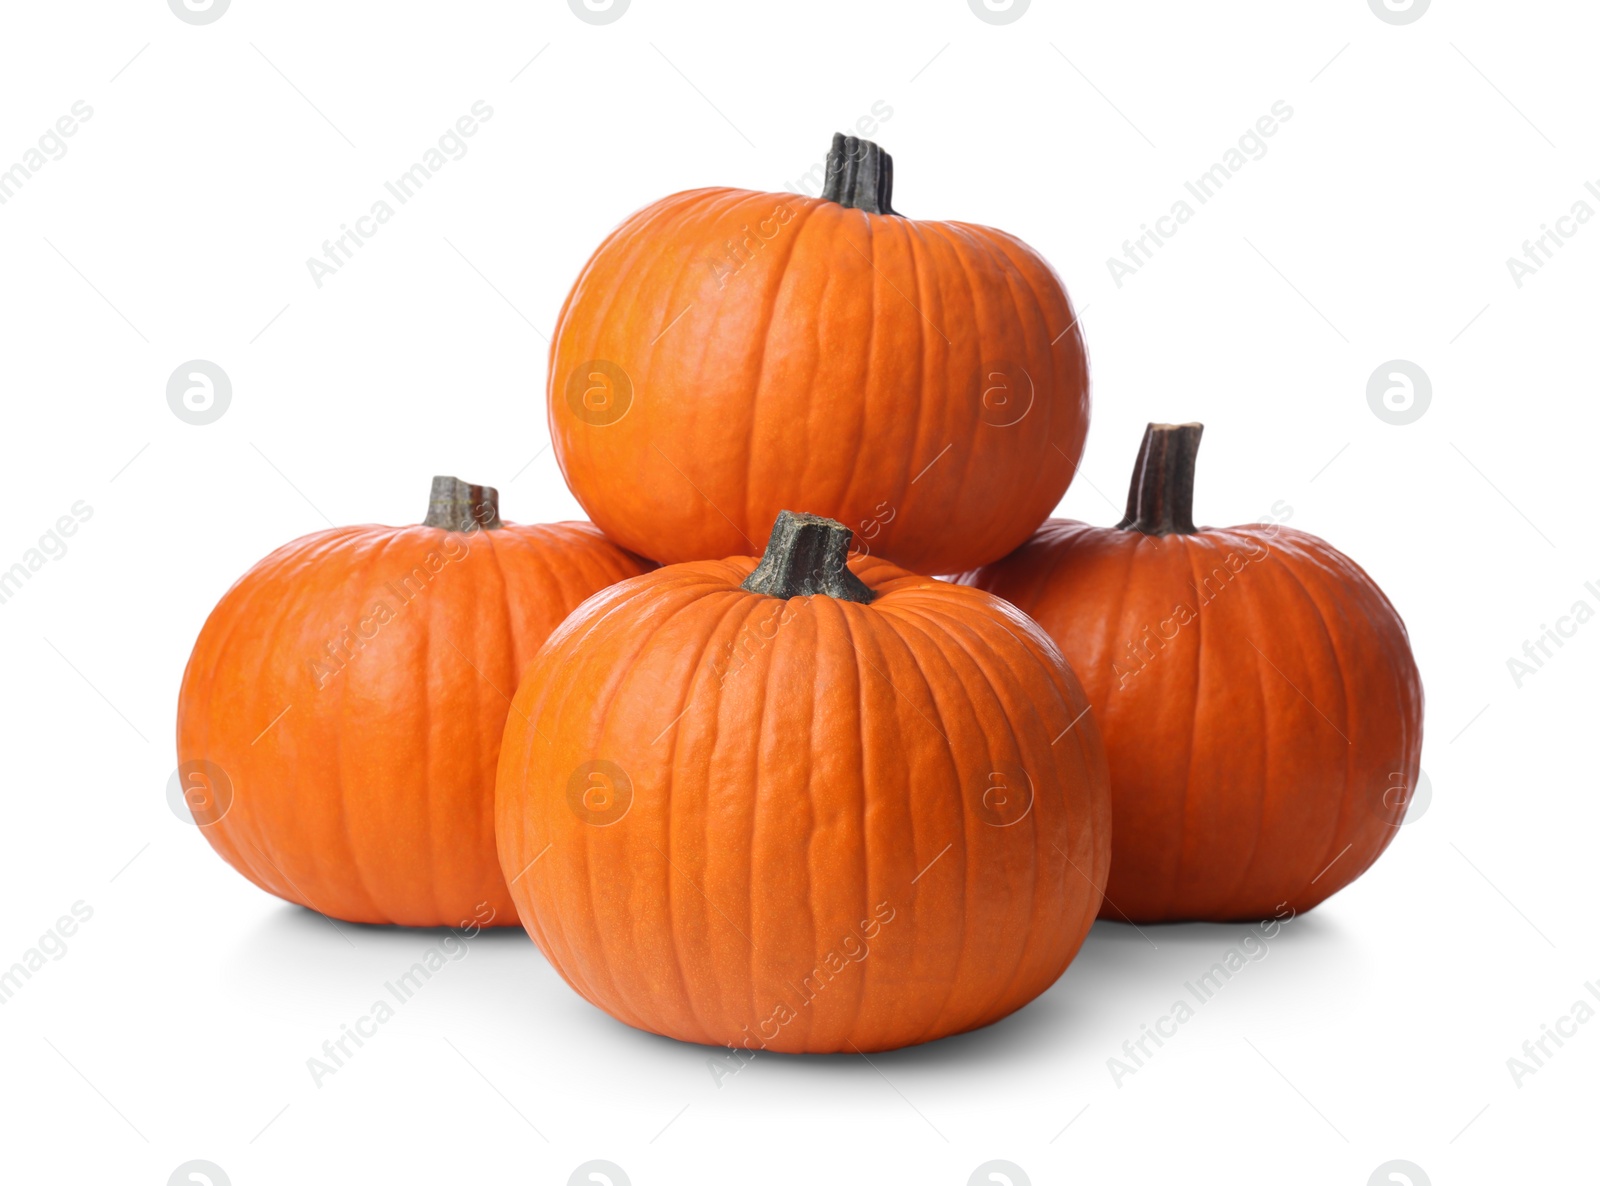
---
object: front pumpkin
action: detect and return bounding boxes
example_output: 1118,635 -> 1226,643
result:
962,425 -> 1425,923
176,477 -> 654,928
548,133 -> 1090,575
496,511 -> 1110,1053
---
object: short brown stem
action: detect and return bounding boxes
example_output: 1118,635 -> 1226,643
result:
741,511 -> 873,602
820,133 -> 897,216
1117,423 -> 1203,535
424,476 -> 501,531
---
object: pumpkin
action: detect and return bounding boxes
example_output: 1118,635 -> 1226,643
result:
495,510 -> 1110,1053
962,424 -> 1424,922
176,477 -> 655,927
548,132 -> 1090,575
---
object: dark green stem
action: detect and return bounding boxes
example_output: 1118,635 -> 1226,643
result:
741,511 -> 873,603
1116,423 -> 1203,535
424,476 -> 501,531
820,133 -> 897,215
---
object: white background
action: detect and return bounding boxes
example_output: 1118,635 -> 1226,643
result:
1,1 -> 1593,1183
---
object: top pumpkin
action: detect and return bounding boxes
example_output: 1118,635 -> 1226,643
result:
548,133 -> 1090,574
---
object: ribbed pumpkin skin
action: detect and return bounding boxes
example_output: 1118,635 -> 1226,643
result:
963,521 -> 1423,923
177,522 -> 653,927
549,187 -> 1090,574
495,556 -> 1110,1053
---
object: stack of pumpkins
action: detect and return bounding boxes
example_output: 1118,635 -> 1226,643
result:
178,135 -> 1422,1055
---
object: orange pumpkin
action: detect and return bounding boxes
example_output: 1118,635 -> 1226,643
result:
496,511 -> 1110,1052
176,477 -> 654,927
962,424 -> 1424,923
548,133 -> 1090,575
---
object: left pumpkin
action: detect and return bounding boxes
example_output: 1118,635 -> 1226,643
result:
176,476 -> 655,927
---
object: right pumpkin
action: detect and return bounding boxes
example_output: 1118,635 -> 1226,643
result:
961,422 -> 1424,923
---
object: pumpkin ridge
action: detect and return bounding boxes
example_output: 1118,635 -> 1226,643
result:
555,188 -> 728,345
178,530 -> 300,897
891,212 -> 933,556
761,590 -> 823,1048
1270,534 -> 1410,908
813,206 -> 875,529
935,221 -> 1014,550
740,196 -> 832,535
1173,535 -> 1207,922
499,610 -> 592,993
920,219 -> 986,553
265,530 -> 382,914
1194,529 -> 1273,918
636,581 -> 764,1042
324,529 -> 398,922
862,604 -> 980,1044
908,216 -> 965,563
479,528 -> 529,910
831,598 -> 874,1051
963,227 -> 1080,556
579,582 -> 735,1035
524,621 -> 618,1024
1103,531 -> 1169,916
890,600 -> 1044,1033
263,534 -> 371,911
561,190 -> 739,541
988,227 -> 1070,544
661,190 -> 772,549
416,528 -> 451,925
713,591 -> 783,1045
847,608 -> 950,1046
577,188 -> 731,357
510,576 -> 653,984
905,595 -> 1086,1023
854,210 -> 881,536
1248,532 -> 1354,908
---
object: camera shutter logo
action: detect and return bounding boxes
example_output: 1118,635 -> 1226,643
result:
168,760 -> 234,827
977,769 -> 1034,827
968,0 -> 1031,26
1368,0 -> 1430,25
568,0 -> 630,25
567,761 -> 634,826
169,1161 -> 230,1186
1369,1161 -> 1430,1186
566,360 -> 634,427
569,1161 -> 630,1186
978,361 -> 1035,428
969,1161 -> 1031,1186
1372,769 -> 1431,825
1366,360 -> 1430,425
168,0 -> 230,25
168,360 -> 232,426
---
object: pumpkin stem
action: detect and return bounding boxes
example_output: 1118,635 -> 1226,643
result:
741,511 -> 874,603
424,476 -> 502,531
1117,423 -> 1203,535
820,133 -> 897,216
